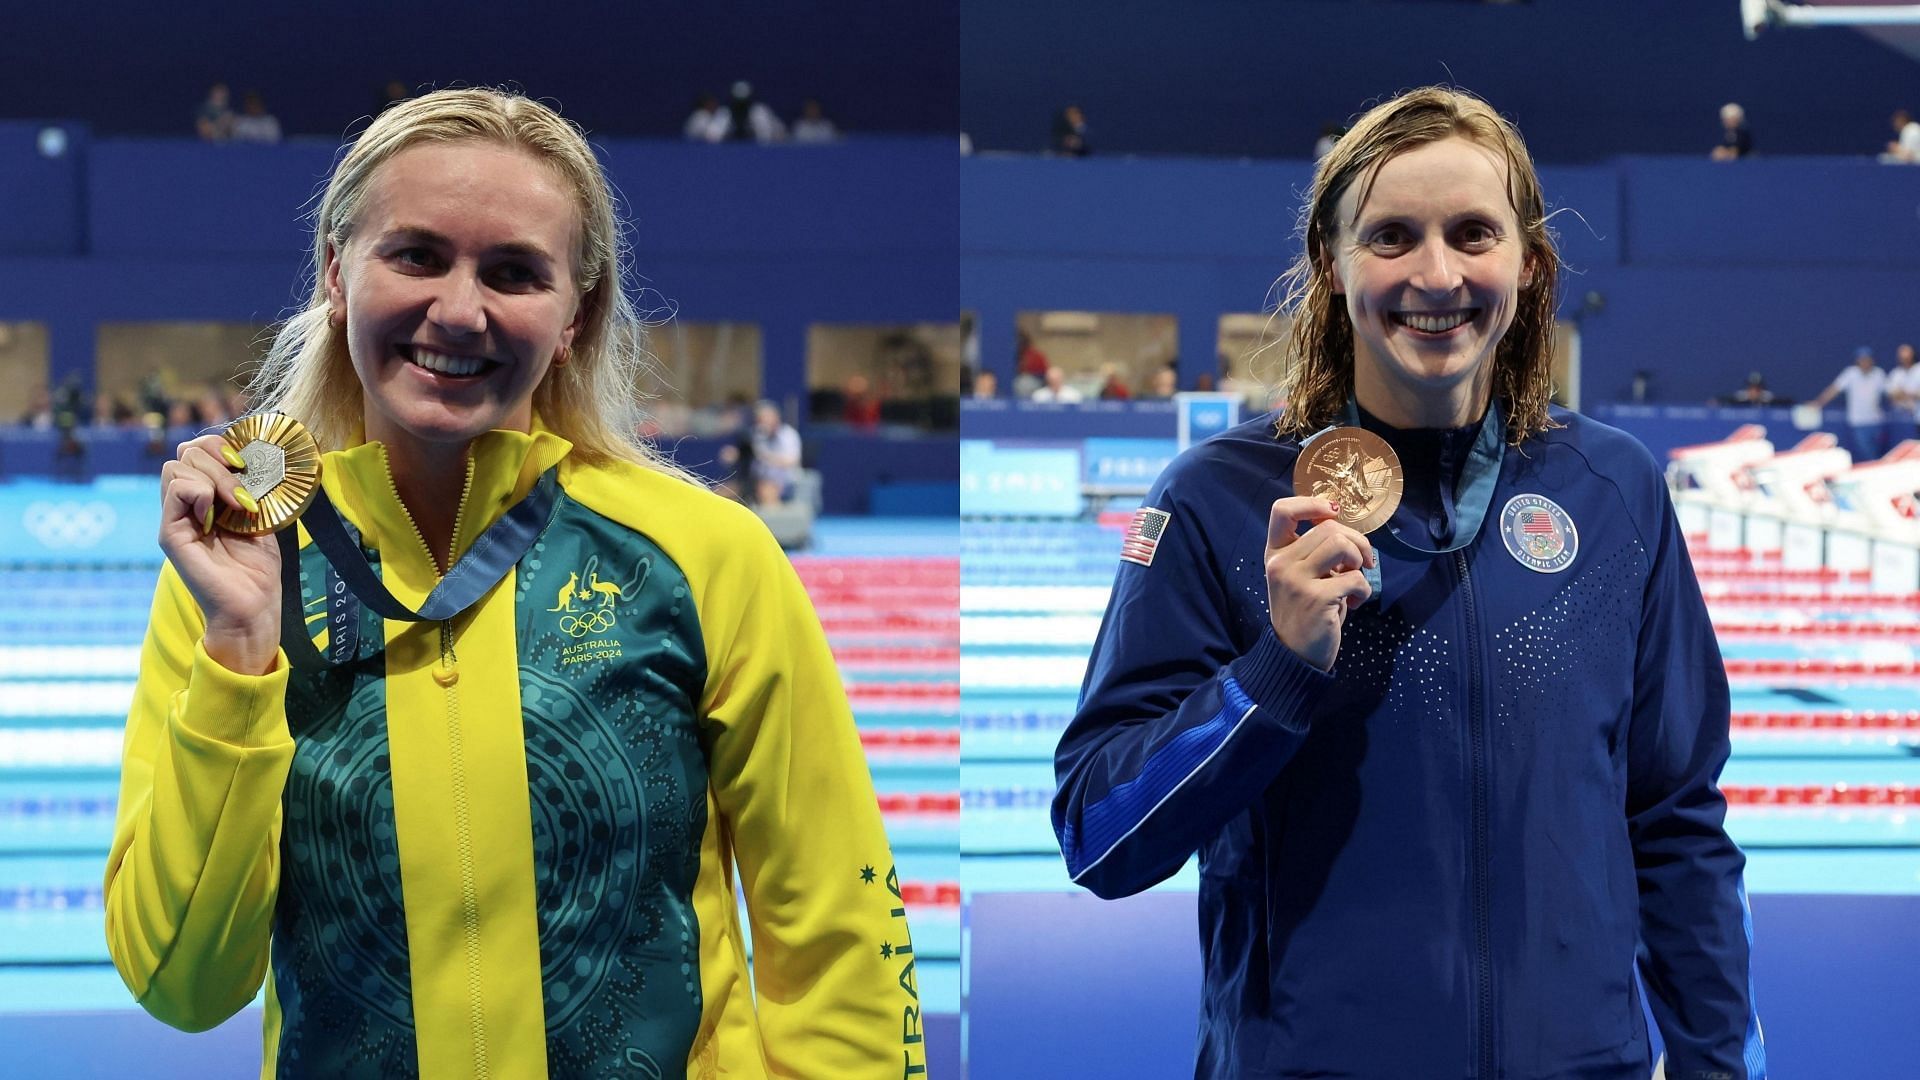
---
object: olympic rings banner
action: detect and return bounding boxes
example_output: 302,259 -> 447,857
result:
0,478 -> 162,564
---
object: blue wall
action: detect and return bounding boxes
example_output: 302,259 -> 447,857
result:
0,134 -> 959,511
0,135 -> 958,415
961,154 -> 1920,408
0,2 -> 958,138
962,0 -> 1920,160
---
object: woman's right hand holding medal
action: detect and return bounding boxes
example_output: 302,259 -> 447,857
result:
1264,496 -> 1375,673
158,433 -> 282,675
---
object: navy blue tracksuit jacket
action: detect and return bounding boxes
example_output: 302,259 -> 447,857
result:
1053,408 -> 1765,1080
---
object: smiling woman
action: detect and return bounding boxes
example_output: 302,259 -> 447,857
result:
1052,86 -> 1767,1080
105,88 -> 922,1079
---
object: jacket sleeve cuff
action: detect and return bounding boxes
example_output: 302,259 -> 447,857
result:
175,639 -> 294,749
1229,628 -> 1333,733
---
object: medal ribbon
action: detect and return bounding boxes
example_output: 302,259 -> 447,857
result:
274,468 -> 562,669
1306,399 -> 1508,595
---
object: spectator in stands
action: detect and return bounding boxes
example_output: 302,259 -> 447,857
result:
684,92 -> 724,142
841,373 -> 882,428
1888,342 -> 1918,438
1714,371 -> 1779,406
1014,330 -> 1050,398
1809,346 -> 1888,460
971,369 -> 999,399
716,81 -> 786,143
1143,366 -> 1178,399
91,389 -> 138,428
1097,363 -> 1132,400
1710,102 -> 1751,161
382,80 -> 412,108
110,88 -> 914,1078
1882,108 -> 1920,164
194,83 -> 234,142
19,385 -> 54,429
792,98 -> 840,144
1217,358 -> 1261,407
191,384 -> 234,428
1030,365 -> 1083,403
1052,105 -> 1090,156
229,91 -> 282,144
750,398 -> 803,501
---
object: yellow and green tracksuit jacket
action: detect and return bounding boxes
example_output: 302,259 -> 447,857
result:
105,422 -> 925,1078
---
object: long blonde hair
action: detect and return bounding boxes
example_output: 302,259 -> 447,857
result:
246,88 -> 693,478
1275,86 -> 1561,445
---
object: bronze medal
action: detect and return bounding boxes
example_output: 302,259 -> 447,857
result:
216,412 -> 322,535
1293,427 -> 1403,534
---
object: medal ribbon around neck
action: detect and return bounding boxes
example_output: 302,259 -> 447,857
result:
1300,397 -> 1508,594
216,413 -> 562,670
274,468 -> 561,670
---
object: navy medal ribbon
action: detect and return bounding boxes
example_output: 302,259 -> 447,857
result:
274,468 -> 561,669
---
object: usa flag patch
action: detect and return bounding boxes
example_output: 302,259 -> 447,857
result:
1120,507 -> 1172,567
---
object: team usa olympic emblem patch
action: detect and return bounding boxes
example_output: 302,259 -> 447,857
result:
1500,494 -> 1578,573
1120,507 -> 1171,567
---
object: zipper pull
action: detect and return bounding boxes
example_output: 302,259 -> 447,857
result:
433,620 -> 458,686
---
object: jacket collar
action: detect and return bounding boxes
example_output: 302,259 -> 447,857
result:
318,415 -> 573,588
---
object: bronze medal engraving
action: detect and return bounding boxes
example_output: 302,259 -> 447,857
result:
216,412 -> 322,535
1293,427 -> 1403,534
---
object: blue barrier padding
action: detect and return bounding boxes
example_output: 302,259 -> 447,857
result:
969,890 -> 1920,1080
960,443 -> 1081,517
1588,404 -> 1858,461
0,430 -> 956,519
960,400 -> 1178,441
869,482 -> 958,517
0,1005 -> 962,1078
0,476 -> 160,564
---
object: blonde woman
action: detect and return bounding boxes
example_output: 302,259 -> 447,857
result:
1053,87 -> 1763,1080
107,89 -> 921,1078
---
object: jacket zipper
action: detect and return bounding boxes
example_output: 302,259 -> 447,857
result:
1458,550 -> 1494,1079
385,451 -> 490,1077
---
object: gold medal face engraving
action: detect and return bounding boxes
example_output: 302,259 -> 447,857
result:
1293,427 -> 1404,534
217,413 -> 322,535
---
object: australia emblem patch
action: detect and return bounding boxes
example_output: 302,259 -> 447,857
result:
1499,494 -> 1577,573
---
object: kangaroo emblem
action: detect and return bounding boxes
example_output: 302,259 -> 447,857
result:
548,571 -> 582,612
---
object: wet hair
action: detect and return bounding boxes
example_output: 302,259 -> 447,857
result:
1274,85 -> 1561,445
245,87 -> 692,479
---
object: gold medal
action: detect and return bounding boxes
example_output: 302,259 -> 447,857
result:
1293,427 -> 1403,534
216,412 -> 322,535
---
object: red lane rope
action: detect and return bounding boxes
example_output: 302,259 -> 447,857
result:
1724,658 -> 1920,677
1707,594 -> 1920,608
831,646 -> 960,665
847,682 -> 960,699
860,729 -> 961,750
1722,784 -> 1915,806
895,882 -> 964,908
1713,622 -> 1920,638
877,793 -> 962,815
1733,711 -> 1920,730
1695,568 -> 1875,583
